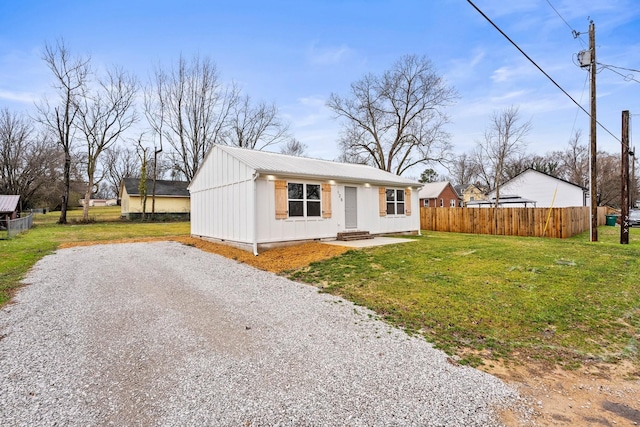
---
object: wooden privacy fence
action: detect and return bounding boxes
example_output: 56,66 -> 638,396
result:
420,207 -> 608,238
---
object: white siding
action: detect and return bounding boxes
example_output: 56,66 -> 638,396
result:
190,146 -> 256,243
189,145 -> 422,249
489,170 -> 585,207
256,179 -> 338,243
255,181 -> 420,243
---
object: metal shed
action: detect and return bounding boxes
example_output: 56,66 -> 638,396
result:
188,145 -> 422,254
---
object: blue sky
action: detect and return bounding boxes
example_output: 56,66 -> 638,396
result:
1,0 -> 639,176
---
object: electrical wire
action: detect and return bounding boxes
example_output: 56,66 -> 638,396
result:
466,0 -> 622,144
604,64 -> 640,74
569,72 -> 590,142
545,0 -> 573,32
544,0 -> 586,47
599,63 -> 640,84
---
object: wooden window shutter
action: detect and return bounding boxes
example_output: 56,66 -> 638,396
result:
379,187 -> 387,216
275,180 -> 288,219
405,189 -> 412,216
321,183 -> 332,218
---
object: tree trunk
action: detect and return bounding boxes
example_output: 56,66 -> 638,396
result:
58,153 -> 71,224
82,176 -> 93,221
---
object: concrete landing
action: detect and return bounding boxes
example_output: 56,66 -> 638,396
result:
322,236 -> 416,248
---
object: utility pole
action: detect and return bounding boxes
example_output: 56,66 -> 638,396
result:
632,148 -> 636,209
621,110 -> 630,244
589,21 -> 598,242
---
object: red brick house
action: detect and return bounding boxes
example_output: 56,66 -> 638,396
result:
418,182 -> 461,208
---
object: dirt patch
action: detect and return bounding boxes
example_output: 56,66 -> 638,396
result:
59,236 -> 351,273
59,237 -> 640,425
487,360 -> 640,426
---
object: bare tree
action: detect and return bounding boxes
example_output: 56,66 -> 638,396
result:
147,55 -> 238,181
223,95 -> 289,150
596,152 -> 621,207
0,109 -> 59,207
36,40 -> 90,223
103,145 -> 141,198
449,153 -> 479,186
76,66 -> 138,221
327,54 -> 458,175
280,138 -> 308,157
559,129 -> 589,187
474,106 -> 531,207
136,137 -> 150,220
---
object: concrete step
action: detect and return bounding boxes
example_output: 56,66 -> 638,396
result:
336,231 -> 374,241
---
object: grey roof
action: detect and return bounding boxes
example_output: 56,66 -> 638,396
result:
466,195 -> 537,206
121,178 -> 190,197
208,145 -> 421,187
0,195 -> 20,213
488,168 -> 587,194
418,181 -> 451,199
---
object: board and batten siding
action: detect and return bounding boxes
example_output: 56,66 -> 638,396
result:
255,181 -> 420,244
256,178 -> 338,243
189,147 -> 256,243
489,170 -> 585,208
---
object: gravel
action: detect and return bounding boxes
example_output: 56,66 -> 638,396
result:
0,241 -> 527,426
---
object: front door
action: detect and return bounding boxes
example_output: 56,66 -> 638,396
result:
345,186 -> 357,229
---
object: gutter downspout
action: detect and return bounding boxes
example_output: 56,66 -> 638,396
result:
252,171 -> 260,256
416,185 -> 423,236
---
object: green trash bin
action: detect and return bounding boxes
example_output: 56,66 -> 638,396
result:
605,214 -> 618,226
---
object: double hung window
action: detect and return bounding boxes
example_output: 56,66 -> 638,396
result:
386,189 -> 405,215
288,183 -> 321,217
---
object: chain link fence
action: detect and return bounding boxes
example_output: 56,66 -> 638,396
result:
5,213 -> 33,238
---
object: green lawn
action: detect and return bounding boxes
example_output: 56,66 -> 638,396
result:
0,206 -> 190,305
289,225 -> 640,369
3,208 -> 639,371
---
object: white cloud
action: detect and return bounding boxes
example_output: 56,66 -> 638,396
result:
0,89 -> 38,104
306,43 -> 352,66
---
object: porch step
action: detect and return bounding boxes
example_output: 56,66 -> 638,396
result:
337,231 -> 374,241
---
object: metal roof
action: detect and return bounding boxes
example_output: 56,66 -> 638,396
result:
417,181 -> 450,199
121,178 -> 190,197
0,195 -> 20,213
466,195 -> 537,207
215,145 -> 421,187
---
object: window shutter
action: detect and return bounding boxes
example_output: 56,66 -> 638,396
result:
379,187 -> 387,216
321,183 -> 332,218
405,189 -> 412,216
275,180 -> 288,219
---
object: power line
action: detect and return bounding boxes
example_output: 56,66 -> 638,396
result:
544,0 -> 587,46
599,63 -> 640,84
465,0 -> 621,144
545,0 -> 573,31
604,64 -> 640,74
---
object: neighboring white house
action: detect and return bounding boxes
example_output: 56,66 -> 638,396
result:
485,169 -> 587,208
188,145 -> 422,254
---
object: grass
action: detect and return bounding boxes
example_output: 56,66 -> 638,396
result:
3,207 -> 639,371
288,225 -> 640,369
0,206 -> 189,306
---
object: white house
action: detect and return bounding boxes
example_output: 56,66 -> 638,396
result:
188,145 -> 422,254
485,169 -> 587,208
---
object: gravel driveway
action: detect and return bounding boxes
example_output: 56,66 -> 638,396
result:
0,241 -> 523,426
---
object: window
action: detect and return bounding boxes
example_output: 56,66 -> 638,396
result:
386,189 -> 405,215
288,183 -> 321,217
440,198 -> 444,207
450,199 -> 456,207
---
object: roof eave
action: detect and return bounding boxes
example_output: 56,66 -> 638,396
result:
254,169 -> 420,187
